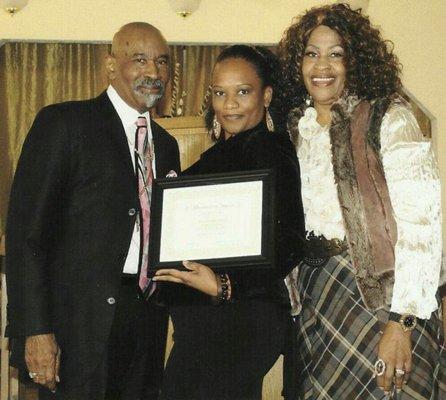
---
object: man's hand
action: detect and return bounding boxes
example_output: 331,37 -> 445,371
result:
153,260 -> 218,297
376,321 -> 412,396
25,333 -> 61,391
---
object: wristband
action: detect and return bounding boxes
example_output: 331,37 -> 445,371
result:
388,312 -> 417,332
212,273 -> 230,304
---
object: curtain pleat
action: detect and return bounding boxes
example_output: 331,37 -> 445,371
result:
157,45 -> 224,117
182,45 -> 225,116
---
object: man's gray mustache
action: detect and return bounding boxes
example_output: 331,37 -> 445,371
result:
134,79 -> 164,91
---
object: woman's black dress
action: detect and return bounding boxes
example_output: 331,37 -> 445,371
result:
159,122 -> 304,400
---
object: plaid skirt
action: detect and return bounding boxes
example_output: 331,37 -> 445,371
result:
293,251 -> 445,400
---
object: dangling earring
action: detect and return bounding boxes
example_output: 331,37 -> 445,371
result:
305,94 -> 313,107
212,115 -> 221,139
265,107 -> 274,132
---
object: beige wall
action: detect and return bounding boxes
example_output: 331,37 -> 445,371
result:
0,0 -> 326,44
1,0 -> 446,240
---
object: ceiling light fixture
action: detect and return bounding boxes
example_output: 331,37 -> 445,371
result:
0,0 -> 29,15
168,0 -> 201,18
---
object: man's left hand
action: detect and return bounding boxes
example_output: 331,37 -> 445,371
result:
376,321 -> 412,396
25,333 -> 61,391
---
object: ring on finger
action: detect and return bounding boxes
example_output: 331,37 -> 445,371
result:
395,368 -> 405,378
28,372 -> 38,379
374,358 -> 386,377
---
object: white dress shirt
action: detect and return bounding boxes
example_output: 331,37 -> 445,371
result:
296,103 -> 442,319
107,85 -> 157,274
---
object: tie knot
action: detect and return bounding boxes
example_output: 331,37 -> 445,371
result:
136,116 -> 147,128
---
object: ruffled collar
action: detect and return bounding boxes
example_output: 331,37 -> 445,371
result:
288,95 -> 363,144
297,107 -> 327,140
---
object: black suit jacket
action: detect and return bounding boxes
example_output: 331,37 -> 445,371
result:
5,91 -> 180,385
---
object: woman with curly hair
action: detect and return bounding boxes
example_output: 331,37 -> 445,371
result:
279,3 -> 445,399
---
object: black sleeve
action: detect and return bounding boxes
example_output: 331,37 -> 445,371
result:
5,105 -> 71,337
228,132 -> 305,300
170,135 -> 181,175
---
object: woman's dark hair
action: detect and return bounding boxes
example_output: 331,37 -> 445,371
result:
205,44 -> 285,134
277,3 -> 402,114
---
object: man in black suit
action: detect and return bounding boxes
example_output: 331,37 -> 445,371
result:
5,22 -> 180,399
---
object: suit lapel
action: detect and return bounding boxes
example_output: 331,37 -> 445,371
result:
151,120 -> 167,178
94,92 -> 136,184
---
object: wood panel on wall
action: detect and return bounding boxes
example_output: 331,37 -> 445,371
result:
154,116 -> 213,170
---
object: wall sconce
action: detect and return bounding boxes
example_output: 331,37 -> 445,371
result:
0,0 -> 29,15
168,0 -> 201,18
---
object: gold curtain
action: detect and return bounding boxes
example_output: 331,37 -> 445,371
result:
158,45 -> 225,117
0,42 -> 226,233
0,42 -> 111,233
178,45 -> 225,116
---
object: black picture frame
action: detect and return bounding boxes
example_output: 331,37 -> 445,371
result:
148,169 -> 275,275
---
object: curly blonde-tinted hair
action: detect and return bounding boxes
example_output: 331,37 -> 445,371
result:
278,3 -> 402,113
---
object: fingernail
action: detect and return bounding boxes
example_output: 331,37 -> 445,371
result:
56,376 -> 60,382
152,277 -> 158,281
396,389 -> 402,393
384,391 -> 390,396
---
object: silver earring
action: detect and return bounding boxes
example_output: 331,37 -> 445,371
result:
212,115 -> 221,139
265,107 -> 274,132
305,94 -> 313,107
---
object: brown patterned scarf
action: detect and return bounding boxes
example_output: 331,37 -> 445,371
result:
330,97 -> 397,310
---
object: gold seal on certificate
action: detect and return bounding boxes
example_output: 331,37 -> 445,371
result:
148,169 -> 275,274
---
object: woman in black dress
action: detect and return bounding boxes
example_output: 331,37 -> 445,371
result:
154,45 -> 304,400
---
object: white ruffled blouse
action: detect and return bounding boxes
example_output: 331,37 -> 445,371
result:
296,104 -> 442,319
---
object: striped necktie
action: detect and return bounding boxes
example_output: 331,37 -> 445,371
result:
135,116 -> 154,293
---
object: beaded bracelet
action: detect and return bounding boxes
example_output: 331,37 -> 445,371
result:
213,273 -> 231,304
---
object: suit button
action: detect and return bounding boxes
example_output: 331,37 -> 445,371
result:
107,297 -> 116,305
128,208 -> 136,216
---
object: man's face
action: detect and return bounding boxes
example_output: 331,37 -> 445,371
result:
107,28 -> 170,113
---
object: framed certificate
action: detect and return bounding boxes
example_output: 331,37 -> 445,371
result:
148,169 -> 275,274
